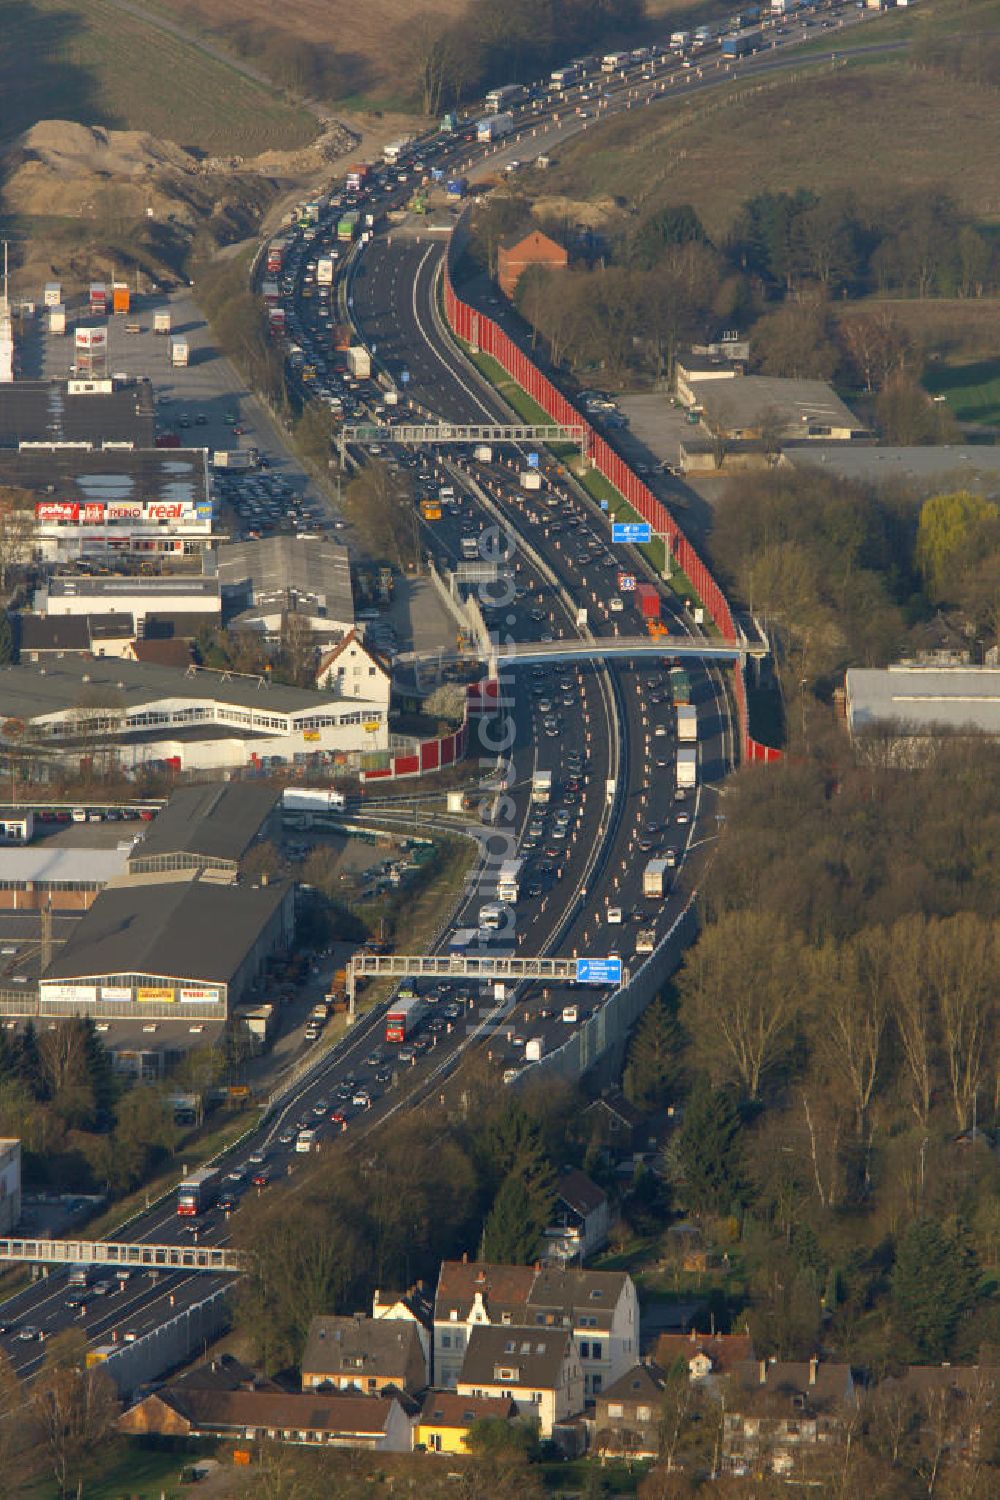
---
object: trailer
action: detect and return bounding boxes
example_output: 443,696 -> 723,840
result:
476,112 -> 515,143
643,858 -> 670,898
266,239 -> 288,274
177,1167 -> 221,1217
636,583 -> 660,621
676,703 -> 698,743
112,285 -> 130,315
383,136 -> 413,164
316,257 -> 335,285
347,346 -> 372,380
338,211 -> 360,243
212,450 -> 256,472
346,164 -> 370,191
446,177 -> 469,199
722,27 -> 763,55
521,470 -> 542,491
677,745 -> 697,788
48,305 -> 66,335
531,769 -> 552,806
669,666 -> 692,704
448,927 -> 478,956
153,310 -> 171,335
385,995 -> 425,1043
497,859 -> 523,904
170,339 -> 189,367
525,1036 -> 546,1062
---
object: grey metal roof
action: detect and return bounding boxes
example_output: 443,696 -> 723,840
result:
301,1314 -> 424,1381
128,783 -> 279,867
212,536 -> 353,623
42,873 -> 292,985
0,847 -> 129,885
44,575 -> 220,602
785,444 -> 1000,496
0,379 -> 155,448
696,377 -> 863,437
20,614 -> 134,652
0,657 -> 342,721
0,445 -> 208,506
846,665 -> 1000,736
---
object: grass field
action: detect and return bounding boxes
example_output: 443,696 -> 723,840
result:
0,0 -> 315,153
21,1438 -> 215,1500
923,359 -> 1000,427
538,58 -> 1000,237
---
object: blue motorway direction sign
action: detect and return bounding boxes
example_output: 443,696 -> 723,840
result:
527,451 -> 540,468
612,522 -> 652,545
576,956 -> 623,986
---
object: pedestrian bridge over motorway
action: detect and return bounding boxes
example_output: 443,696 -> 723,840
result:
0,1238 -> 246,1274
396,635 -> 764,670
349,952 -> 627,1003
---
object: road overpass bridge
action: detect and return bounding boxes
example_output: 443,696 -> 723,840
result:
349,952 -> 627,1006
0,1237 -> 246,1273
395,635 -> 765,671
340,421 -> 587,464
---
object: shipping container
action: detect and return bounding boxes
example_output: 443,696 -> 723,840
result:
48,305 -> 66,335
112,285 -> 130,314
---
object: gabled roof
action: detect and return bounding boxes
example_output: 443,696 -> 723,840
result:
526,1266 -> 629,1329
458,1324 -> 573,1390
317,629 -> 389,677
599,1362 -> 666,1407
127,783 -> 279,867
499,228 -> 568,261
655,1332 -> 755,1377
585,1088 -> 645,1130
373,1285 -> 434,1329
418,1391 -> 518,1428
557,1168 -> 607,1218
435,1261 -> 536,1324
732,1359 -> 856,1408
301,1313 -> 425,1383
151,1386 -> 400,1436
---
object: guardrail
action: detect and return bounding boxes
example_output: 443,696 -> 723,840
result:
441,250 -> 781,766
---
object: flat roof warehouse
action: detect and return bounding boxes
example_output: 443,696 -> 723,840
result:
0,378 -> 155,448
1,446 -> 210,509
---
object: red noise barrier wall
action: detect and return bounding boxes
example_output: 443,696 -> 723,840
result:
443,260 -> 781,766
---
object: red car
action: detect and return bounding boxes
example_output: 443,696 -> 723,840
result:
252,1171 -> 270,1189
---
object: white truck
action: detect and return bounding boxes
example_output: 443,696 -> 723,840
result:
473,445 -> 494,463
676,704 -> 698,743
602,51 -> 630,71
643,859 -> 670,899
170,339 -> 189,367
525,1036 -> 546,1062
153,310 -> 171,335
531,769 -> 552,806
316,257 -> 334,286
476,112 -> 515,143
212,450 -> 255,472
670,30 -> 691,50
497,859 -> 523,904
677,745 -> 697,789
347,346 -> 371,380
521,470 -> 542,491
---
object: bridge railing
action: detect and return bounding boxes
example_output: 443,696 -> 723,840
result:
0,1237 -> 246,1273
442,255 -> 782,766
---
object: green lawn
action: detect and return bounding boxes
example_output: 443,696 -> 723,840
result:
923,359 -> 1000,427
21,1438 -> 216,1500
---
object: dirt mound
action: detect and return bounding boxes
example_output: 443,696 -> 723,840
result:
5,120 -> 202,223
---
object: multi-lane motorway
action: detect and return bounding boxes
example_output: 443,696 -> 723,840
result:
0,3 -> 886,1376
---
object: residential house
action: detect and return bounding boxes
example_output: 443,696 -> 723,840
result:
301,1312 -> 428,1395
870,1364 -> 999,1465
456,1324 -> 583,1437
316,630 -> 391,709
117,1352 -> 413,1453
497,230 -> 569,298
594,1362 -> 666,1459
584,1090 -> 646,1157
372,1285 -> 434,1371
119,1388 -> 412,1451
722,1358 -> 858,1478
433,1259 -> 638,1399
18,612 -> 136,661
654,1330 -> 755,1382
542,1168 -> 610,1265
417,1391 -> 519,1454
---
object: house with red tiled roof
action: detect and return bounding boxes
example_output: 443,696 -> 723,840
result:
433,1259 -> 637,1400
315,629 -> 391,709
497,230 -> 568,298
654,1330 -> 755,1381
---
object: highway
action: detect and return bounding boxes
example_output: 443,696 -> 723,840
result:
0,1 -> 883,1375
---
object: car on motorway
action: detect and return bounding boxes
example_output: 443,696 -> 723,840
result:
17,1325 -> 42,1342
225,1168 -> 245,1183
676,811 -> 691,825
607,907 -> 623,924
218,1193 -> 239,1213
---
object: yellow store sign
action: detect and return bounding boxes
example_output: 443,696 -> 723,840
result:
137,987 -> 175,1003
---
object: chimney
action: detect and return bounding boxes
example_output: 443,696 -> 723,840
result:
462,1251 -> 468,1265
689,1329 -> 697,1343
809,1357 -> 819,1387
759,1360 -> 768,1386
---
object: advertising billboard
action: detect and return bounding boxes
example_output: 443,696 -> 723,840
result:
137,986 -> 175,1003
107,501 -> 144,520
74,326 -> 107,351
43,983 -> 98,1004
99,986 -> 132,1002
179,986 -> 220,1004
36,501 -> 79,521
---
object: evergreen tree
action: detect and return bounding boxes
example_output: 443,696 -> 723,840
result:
0,612 -> 12,666
82,1017 -> 115,1128
481,1169 -> 554,1265
892,1218 -> 979,1361
623,995 -> 684,1109
675,1077 -> 746,1215
17,1021 -> 45,1100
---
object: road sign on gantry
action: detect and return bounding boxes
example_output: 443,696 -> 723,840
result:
612,522 -> 652,544
576,956 -> 623,986
527,451 -> 540,468
618,572 -> 636,592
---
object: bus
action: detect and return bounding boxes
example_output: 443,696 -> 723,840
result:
549,63 -> 582,90
337,211 -> 360,243
177,1167 -> 221,1217
485,84 -> 525,113
497,859 -> 523,904
385,996 -> 425,1044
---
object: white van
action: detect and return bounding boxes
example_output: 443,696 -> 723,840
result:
71,807 -> 87,823
295,1129 -> 318,1153
561,1004 -> 579,1023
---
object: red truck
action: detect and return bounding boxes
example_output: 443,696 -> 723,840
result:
636,583 -> 660,621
